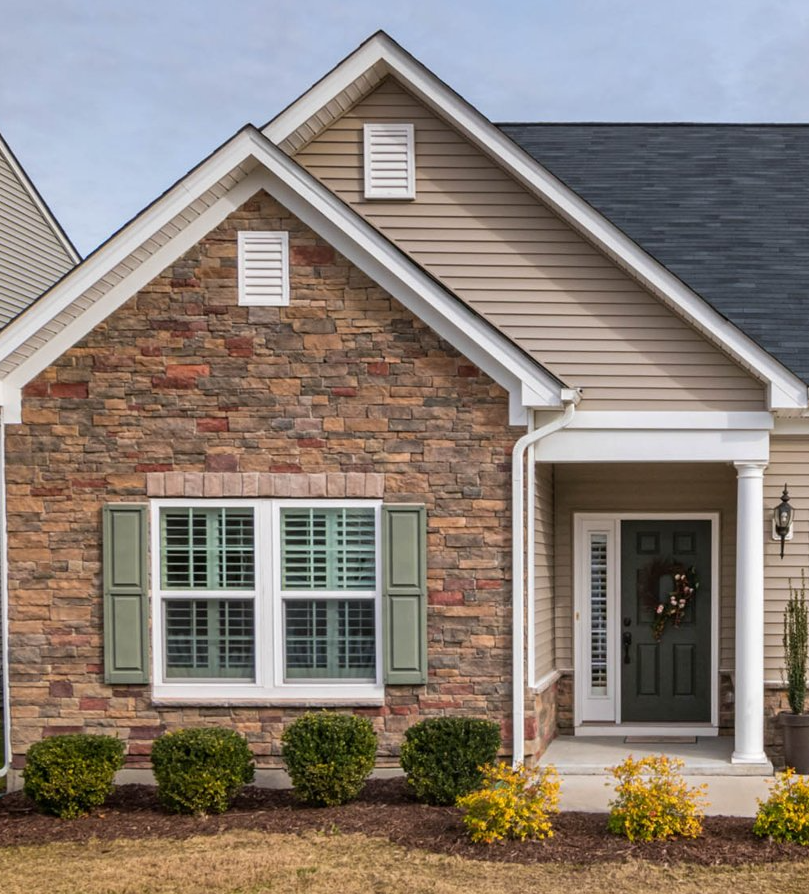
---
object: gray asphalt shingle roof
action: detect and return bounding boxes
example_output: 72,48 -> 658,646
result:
498,123 -> 809,383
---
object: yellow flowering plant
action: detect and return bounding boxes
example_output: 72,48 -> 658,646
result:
753,768 -> 809,844
606,755 -> 707,841
456,762 -> 560,844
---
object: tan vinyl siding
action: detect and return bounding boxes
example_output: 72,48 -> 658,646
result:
0,143 -> 76,326
534,462 -> 555,682
295,78 -> 766,411
552,463 -> 737,672
764,437 -> 809,680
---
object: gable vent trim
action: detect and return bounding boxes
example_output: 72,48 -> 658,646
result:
363,123 -> 415,199
238,230 -> 289,306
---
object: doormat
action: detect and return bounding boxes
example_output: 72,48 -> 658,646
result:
624,736 -> 697,744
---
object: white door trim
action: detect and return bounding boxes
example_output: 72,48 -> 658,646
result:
573,512 -> 720,732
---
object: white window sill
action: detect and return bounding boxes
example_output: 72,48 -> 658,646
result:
151,682 -> 385,704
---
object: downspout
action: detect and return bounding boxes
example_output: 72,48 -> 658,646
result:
512,397 -> 577,765
0,410 -> 9,780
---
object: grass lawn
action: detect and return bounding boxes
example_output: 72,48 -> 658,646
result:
0,831 -> 807,894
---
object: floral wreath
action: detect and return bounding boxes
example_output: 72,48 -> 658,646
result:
639,558 -> 700,641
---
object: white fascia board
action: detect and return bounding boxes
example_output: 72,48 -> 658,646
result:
564,411 -> 774,431
0,130 -> 260,370
264,34 -> 393,144
0,128 -> 561,424
0,133 -> 81,264
265,34 -> 808,412
536,428 -> 770,463
5,175 -> 263,390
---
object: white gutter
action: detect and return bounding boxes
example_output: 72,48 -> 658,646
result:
512,398 -> 577,765
0,412 -> 9,779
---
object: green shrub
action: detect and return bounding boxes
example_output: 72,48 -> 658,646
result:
23,734 -> 125,819
457,762 -> 560,843
399,717 -> 501,806
281,712 -> 377,806
151,728 -> 255,815
754,768 -> 809,844
607,754 -> 707,841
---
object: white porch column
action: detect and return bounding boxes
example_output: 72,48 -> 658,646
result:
732,461 -> 768,764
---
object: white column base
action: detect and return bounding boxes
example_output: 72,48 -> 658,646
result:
731,750 -> 770,765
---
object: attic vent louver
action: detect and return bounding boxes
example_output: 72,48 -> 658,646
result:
363,123 -> 415,199
238,231 -> 289,306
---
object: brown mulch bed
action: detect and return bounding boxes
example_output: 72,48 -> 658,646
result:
0,778 -> 807,866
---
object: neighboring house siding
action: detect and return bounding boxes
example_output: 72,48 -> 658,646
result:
5,190 -> 520,766
552,462 -> 737,673
764,436 -> 809,681
534,462 -> 555,682
294,78 -> 766,412
0,142 -> 76,325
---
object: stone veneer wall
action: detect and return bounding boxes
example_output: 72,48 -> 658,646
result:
5,190 -> 525,774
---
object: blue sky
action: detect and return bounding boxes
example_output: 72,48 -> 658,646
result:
2,0 -> 809,255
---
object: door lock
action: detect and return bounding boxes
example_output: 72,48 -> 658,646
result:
622,630 -> 632,664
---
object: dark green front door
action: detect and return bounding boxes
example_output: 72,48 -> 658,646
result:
620,520 -> 711,723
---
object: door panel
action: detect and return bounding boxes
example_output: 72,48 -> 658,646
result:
620,520 -> 711,723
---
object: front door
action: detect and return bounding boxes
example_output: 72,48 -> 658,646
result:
620,520 -> 711,723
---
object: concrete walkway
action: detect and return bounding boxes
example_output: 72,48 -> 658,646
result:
539,736 -> 775,817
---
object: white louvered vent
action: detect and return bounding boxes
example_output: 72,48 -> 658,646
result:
238,231 -> 289,306
363,123 -> 415,199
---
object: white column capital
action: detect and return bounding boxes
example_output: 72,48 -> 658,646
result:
733,461 -> 768,478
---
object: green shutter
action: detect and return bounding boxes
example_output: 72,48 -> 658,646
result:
103,503 -> 149,684
382,504 -> 427,685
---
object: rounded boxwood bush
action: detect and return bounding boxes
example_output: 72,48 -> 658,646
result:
400,717 -> 501,805
151,728 -> 255,815
23,733 -> 125,819
281,711 -> 377,806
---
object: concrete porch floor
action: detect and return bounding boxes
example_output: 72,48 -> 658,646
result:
538,736 -> 775,817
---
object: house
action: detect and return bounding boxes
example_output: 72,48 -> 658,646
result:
0,132 -> 79,323
0,131 -> 79,776
1,32 -> 807,788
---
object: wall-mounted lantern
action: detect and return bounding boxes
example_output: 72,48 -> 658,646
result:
773,484 -> 794,560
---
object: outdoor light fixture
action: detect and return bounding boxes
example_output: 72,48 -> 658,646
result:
773,484 -> 794,560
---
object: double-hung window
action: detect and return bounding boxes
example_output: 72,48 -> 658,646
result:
152,499 -> 383,701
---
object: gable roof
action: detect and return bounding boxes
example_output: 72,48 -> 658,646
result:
0,126 -> 564,424
499,123 -> 809,385
264,32 -> 808,412
0,132 -> 80,326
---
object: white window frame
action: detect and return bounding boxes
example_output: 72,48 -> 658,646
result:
151,498 -> 383,702
237,230 -> 290,307
363,123 -> 416,199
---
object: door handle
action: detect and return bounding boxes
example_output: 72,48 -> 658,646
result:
622,631 -> 632,664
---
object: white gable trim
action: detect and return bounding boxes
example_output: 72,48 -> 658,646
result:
0,133 -> 81,264
264,33 -> 808,412
0,128 -> 563,425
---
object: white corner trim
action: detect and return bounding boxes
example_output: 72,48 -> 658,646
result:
264,33 -> 808,412
0,133 -> 81,264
